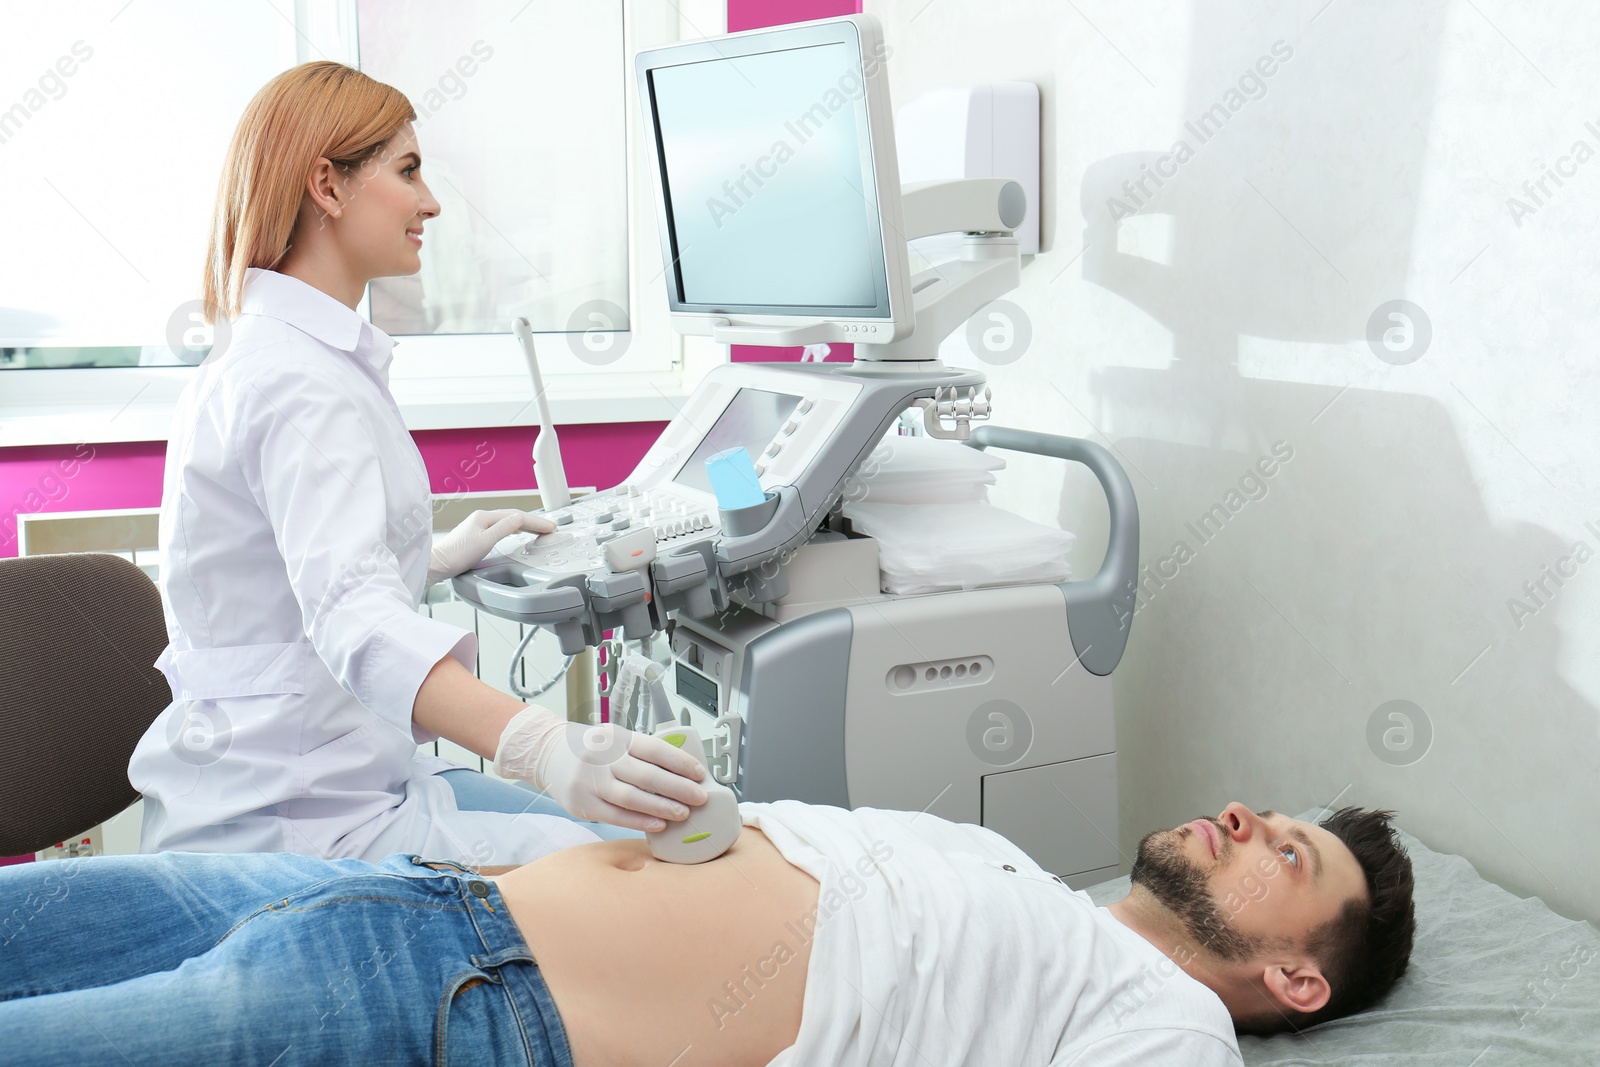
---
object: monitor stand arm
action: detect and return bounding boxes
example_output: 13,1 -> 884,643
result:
860,178 -> 1025,366
877,234 -> 1020,362
899,178 -> 1027,241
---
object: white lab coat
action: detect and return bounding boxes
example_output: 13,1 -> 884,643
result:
127,268 -> 596,864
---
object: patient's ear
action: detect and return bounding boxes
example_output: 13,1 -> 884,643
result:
1261,960 -> 1330,1015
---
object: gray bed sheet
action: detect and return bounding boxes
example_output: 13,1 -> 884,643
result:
1083,808 -> 1600,1065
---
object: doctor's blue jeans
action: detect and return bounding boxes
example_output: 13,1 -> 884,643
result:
0,851 -> 574,1066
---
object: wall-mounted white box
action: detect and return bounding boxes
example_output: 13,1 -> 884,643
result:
896,81 -> 1041,255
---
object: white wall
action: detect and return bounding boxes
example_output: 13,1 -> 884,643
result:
868,0 -> 1600,922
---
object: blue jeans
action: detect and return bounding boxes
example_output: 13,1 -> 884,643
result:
0,852 -> 574,1066
440,768 -> 644,842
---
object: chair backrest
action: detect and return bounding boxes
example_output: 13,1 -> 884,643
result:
0,553 -> 170,855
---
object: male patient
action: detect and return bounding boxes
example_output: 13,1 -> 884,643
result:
0,798 -> 1414,1066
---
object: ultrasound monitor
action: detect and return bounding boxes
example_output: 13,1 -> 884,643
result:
635,15 -> 912,347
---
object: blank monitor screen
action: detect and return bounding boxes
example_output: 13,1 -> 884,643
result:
646,43 -> 890,315
672,388 -> 801,493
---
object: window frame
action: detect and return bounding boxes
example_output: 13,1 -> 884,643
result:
0,0 -> 725,448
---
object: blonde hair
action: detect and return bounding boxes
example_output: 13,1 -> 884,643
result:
202,61 -> 415,323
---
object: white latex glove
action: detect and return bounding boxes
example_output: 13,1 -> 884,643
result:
427,509 -> 556,586
493,707 -> 709,831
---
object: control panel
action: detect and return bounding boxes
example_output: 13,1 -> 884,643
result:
491,484 -> 720,576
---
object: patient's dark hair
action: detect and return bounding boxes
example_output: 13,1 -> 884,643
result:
1249,807 -> 1416,1034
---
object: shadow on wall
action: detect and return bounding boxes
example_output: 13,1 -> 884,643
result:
1074,1 -> 1596,921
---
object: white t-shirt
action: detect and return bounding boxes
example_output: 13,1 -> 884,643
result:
742,801 -> 1243,1067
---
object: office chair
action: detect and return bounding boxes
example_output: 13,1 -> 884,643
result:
0,553 -> 169,856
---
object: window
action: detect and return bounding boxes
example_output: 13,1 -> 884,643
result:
0,0 -> 687,405
0,1 -> 298,367
358,0 -> 630,341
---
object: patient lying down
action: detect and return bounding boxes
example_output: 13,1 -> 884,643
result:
0,800 -> 1415,1066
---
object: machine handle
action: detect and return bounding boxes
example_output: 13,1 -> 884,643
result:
450,567 -> 586,624
966,425 -> 1139,676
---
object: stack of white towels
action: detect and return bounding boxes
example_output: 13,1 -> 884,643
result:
842,434 -> 1075,595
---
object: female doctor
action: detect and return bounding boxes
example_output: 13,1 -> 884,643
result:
127,62 -> 708,866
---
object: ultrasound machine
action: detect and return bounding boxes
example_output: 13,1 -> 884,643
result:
452,14 -> 1140,884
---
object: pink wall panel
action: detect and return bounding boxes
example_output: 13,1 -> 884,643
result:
1,441 -> 164,557
412,422 -> 669,499
0,423 -> 665,559
727,0 -> 862,33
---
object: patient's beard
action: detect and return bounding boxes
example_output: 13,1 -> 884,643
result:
1129,828 -> 1266,963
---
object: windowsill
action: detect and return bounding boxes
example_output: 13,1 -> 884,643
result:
0,366 -> 696,448
389,370 -> 691,430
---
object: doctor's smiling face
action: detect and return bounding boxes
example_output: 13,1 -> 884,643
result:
283,121 -> 440,307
